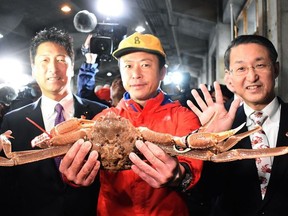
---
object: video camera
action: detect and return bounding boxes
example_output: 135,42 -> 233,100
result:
89,23 -> 127,61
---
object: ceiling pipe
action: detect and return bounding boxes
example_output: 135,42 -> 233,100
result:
230,3 -> 234,41
165,0 -> 182,66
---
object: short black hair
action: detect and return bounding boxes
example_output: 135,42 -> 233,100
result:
224,35 -> 278,70
30,27 -> 74,64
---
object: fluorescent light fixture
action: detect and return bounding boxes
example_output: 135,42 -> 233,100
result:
97,0 -> 124,17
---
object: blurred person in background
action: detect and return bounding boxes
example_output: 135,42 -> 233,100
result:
210,84 -> 234,103
77,34 -> 111,106
110,77 -> 126,107
9,81 -> 42,111
0,84 -> 17,125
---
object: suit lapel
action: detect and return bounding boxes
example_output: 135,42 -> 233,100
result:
232,105 -> 246,128
262,100 -> 288,204
73,95 -> 90,118
73,94 -> 99,119
25,98 -> 45,130
232,106 -> 254,150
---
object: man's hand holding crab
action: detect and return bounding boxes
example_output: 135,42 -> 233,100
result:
129,140 -> 185,188
60,139 -> 100,186
60,139 -> 186,188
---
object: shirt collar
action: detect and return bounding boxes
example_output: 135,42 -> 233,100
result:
41,93 -> 74,120
244,97 -> 280,126
123,89 -> 162,100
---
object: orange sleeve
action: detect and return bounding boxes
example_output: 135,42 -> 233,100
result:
175,106 -> 203,190
177,156 -> 203,190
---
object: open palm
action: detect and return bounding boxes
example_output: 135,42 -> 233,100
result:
187,82 -> 240,133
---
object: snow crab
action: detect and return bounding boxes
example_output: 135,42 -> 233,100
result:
1,112 -> 288,170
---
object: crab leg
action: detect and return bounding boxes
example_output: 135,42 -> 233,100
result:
210,146 -> 288,162
152,143 -> 214,160
159,124 -> 288,162
138,123 -> 244,149
0,131 -> 72,166
157,143 -> 288,162
0,143 -> 71,167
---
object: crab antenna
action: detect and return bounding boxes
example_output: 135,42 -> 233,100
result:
26,117 -> 52,138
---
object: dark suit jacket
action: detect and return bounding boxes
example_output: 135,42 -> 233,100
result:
186,97 -> 288,216
0,95 -> 107,216
205,97 -> 288,216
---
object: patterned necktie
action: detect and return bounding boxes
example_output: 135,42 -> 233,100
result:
249,111 -> 271,199
54,103 -> 65,169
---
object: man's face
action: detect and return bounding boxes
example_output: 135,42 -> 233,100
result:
119,51 -> 165,106
229,43 -> 279,110
31,42 -> 74,101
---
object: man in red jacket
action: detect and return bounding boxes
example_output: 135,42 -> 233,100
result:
60,32 -> 203,216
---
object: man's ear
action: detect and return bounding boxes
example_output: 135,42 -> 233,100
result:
224,71 -> 229,84
224,70 -> 236,93
160,66 -> 167,80
68,63 -> 75,77
274,62 -> 280,78
31,64 -> 36,78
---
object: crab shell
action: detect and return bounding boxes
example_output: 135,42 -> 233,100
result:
90,114 -> 143,170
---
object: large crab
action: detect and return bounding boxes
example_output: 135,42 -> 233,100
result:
1,112 -> 288,170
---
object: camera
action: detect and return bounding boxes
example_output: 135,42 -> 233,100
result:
89,23 -> 127,61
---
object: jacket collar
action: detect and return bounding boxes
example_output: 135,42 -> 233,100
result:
120,90 -> 177,113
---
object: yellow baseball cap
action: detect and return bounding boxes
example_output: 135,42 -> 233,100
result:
112,32 -> 166,59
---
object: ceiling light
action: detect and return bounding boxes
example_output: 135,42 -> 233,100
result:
61,5 -> 71,13
0,58 -> 33,90
0,33 -> 3,38
135,26 -> 145,33
163,72 -> 184,86
172,72 -> 184,85
106,72 -> 112,77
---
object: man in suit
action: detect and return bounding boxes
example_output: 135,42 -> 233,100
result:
189,35 -> 288,216
0,27 -> 107,216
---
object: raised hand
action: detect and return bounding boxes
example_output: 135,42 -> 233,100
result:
187,81 -> 240,133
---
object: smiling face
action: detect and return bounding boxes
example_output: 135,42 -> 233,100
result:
119,51 -> 166,107
31,42 -> 74,101
229,43 -> 279,110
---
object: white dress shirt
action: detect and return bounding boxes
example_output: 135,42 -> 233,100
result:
41,94 -> 74,132
244,97 -> 281,162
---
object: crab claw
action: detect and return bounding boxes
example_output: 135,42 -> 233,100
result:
1,130 -> 14,139
173,123 -> 247,152
0,130 -> 14,151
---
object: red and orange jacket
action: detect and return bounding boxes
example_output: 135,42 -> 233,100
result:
93,91 -> 202,216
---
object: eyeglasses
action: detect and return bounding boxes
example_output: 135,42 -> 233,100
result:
228,63 -> 272,76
